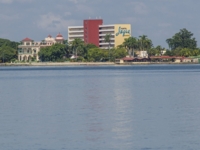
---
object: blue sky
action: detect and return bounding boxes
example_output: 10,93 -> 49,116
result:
0,0 -> 199,48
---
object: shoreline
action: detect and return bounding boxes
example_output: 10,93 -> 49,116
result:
0,62 -> 199,66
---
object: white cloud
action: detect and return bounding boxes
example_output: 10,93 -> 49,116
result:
0,0 -> 12,3
68,0 -> 77,3
68,0 -> 88,3
76,4 -> 94,14
158,23 -> 172,28
120,17 -> 142,24
37,13 -> 78,31
0,14 -> 19,20
0,0 -> 32,3
64,12 -> 72,16
131,2 -> 148,15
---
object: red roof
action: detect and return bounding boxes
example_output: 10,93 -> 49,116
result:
137,57 -> 149,60
122,57 -> 134,61
48,35 -> 52,38
55,39 -> 64,41
56,33 -> 63,37
22,37 -> 33,41
150,56 -> 185,59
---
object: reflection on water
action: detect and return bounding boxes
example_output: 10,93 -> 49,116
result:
0,65 -> 200,150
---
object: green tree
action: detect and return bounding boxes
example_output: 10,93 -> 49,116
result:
148,48 -> 157,56
155,45 -> 165,56
0,45 -> 17,63
83,44 -> 98,59
87,48 -> 108,62
192,49 -> 200,56
38,44 -> 66,61
179,48 -> 192,57
104,34 -> 112,61
138,35 -> 147,51
164,50 -> 173,56
70,38 -> 84,59
0,38 -> 19,49
138,35 -> 152,50
85,43 -> 98,49
64,39 -> 72,58
166,28 -> 197,50
122,37 -> 138,57
110,48 -> 127,61
138,35 -> 153,58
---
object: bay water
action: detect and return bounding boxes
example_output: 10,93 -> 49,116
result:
0,65 -> 200,150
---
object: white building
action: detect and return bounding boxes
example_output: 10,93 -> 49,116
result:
18,33 -> 64,61
68,19 -> 131,49
138,51 -> 148,58
98,25 -> 115,49
68,26 -> 84,43
68,25 -> 115,49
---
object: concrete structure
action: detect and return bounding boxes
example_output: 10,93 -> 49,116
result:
68,26 -> 84,43
137,51 -> 148,58
116,56 -> 200,64
18,33 -> 64,61
115,57 -> 151,64
84,19 -> 103,46
181,58 -> 198,63
68,19 -> 131,49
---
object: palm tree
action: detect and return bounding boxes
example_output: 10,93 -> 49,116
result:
138,35 -> 153,58
166,38 -> 173,50
70,38 -> 84,59
63,39 -> 71,58
155,45 -> 163,56
104,34 -> 112,61
123,37 -> 138,57
144,39 -> 152,50
138,35 -> 147,51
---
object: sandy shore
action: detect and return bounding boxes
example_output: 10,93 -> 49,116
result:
0,62 -> 116,66
0,61 -> 199,66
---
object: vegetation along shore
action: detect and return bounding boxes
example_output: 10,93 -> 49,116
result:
1,28 -> 200,64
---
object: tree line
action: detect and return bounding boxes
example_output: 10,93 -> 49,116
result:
120,28 -> 200,58
0,38 -> 19,63
38,39 -> 127,62
0,28 -> 200,63
39,28 -> 200,62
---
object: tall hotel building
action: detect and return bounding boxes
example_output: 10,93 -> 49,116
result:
68,19 -> 131,49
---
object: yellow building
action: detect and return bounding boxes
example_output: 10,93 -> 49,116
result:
114,24 -> 131,47
68,21 -> 131,49
99,24 -> 131,49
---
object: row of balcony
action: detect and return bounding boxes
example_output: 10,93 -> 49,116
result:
68,33 -> 115,38
99,43 -> 115,45
19,43 -> 53,47
18,52 -> 37,54
68,29 -> 114,34
99,29 -> 114,32
68,30 -> 84,33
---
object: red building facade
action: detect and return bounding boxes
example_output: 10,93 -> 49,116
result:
83,19 -> 103,47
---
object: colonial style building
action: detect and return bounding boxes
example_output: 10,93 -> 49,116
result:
18,33 -> 64,61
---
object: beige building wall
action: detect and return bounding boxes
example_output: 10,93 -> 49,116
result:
114,24 -> 131,47
18,34 -> 64,62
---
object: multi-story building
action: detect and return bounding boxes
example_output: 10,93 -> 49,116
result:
18,33 -> 64,61
68,19 -> 131,49
68,26 -> 84,43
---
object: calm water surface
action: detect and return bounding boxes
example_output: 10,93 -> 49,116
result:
0,65 -> 200,150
